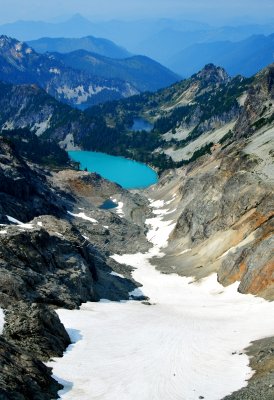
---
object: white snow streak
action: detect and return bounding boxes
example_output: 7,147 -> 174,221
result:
110,271 -> 125,279
67,211 -> 98,224
6,215 -> 33,229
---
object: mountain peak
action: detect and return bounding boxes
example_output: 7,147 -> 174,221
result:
195,64 -> 230,84
0,35 -> 34,56
68,14 -> 92,24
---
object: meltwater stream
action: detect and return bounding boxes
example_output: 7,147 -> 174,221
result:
49,197 -> 274,400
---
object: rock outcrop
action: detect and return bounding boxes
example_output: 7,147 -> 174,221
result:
3,302 -> 71,360
0,137 -> 149,399
0,337 -> 61,400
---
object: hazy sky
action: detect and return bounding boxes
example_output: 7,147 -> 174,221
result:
0,0 -> 274,24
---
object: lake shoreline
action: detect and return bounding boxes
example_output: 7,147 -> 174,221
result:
68,149 -> 158,189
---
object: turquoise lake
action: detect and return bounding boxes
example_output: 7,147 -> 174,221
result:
68,151 -> 158,189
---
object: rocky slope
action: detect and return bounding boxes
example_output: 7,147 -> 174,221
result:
0,136 -> 150,399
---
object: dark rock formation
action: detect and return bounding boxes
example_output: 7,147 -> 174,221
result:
0,220 -> 96,308
0,337 -> 61,400
3,302 -> 71,361
0,138 -> 67,222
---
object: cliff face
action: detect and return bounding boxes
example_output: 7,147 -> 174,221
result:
234,64 -> 274,139
153,143 -> 273,299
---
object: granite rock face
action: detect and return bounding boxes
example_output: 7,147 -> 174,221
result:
152,142 -> 274,299
3,302 -> 71,361
0,219 -> 97,308
234,64 -> 274,139
0,337 -> 62,400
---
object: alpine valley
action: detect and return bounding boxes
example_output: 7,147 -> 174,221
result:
0,26 -> 273,400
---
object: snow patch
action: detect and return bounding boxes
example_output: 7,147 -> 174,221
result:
178,248 -> 192,256
67,211 -> 98,224
2,121 -> 15,130
7,215 -> 33,229
49,68 -> 61,75
111,198 -> 125,217
116,202 -> 124,217
238,93 -> 248,107
110,272 -> 125,279
57,85 -> 119,105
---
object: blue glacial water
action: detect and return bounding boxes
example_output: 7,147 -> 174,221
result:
131,118 -> 153,132
68,151 -> 158,190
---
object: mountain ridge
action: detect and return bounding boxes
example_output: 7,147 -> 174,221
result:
28,35 -> 131,58
0,35 -> 139,108
169,33 -> 274,78
50,49 -> 180,92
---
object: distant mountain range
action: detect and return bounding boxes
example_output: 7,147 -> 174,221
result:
169,33 -> 274,77
133,25 -> 274,65
2,14 -> 274,65
0,14 -> 97,41
50,50 -> 180,92
0,36 -> 179,108
28,36 -> 131,59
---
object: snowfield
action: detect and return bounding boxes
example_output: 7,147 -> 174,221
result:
49,199 -> 274,400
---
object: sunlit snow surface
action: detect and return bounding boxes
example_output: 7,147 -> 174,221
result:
49,199 -> 274,400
